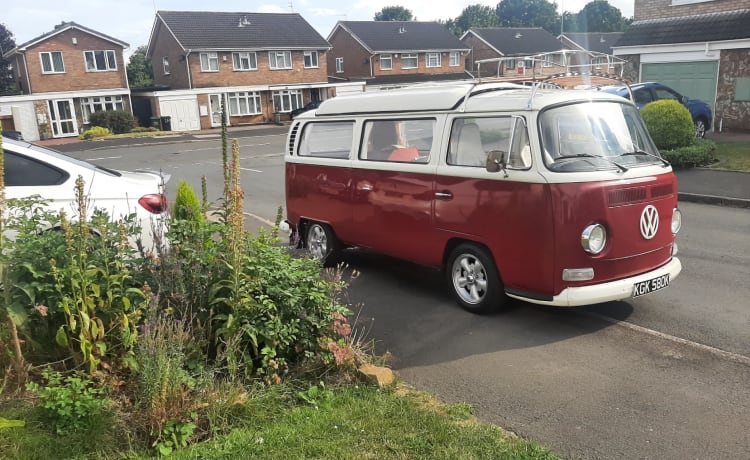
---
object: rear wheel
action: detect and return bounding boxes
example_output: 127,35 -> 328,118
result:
305,222 -> 339,265
446,244 -> 505,314
694,118 -> 707,138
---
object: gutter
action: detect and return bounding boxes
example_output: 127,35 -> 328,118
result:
185,49 -> 192,90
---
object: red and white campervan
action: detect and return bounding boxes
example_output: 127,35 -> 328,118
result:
284,82 -> 682,313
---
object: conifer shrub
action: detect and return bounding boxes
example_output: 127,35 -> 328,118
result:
641,100 -> 694,150
173,180 -> 204,222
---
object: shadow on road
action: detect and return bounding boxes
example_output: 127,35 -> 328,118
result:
339,249 -> 634,369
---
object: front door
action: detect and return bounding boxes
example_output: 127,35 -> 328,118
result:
209,94 -> 226,127
48,99 -> 78,138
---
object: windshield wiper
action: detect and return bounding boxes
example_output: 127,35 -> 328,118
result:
618,150 -> 670,167
554,153 -> 629,172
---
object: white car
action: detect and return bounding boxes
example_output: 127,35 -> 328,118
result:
2,136 -> 169,251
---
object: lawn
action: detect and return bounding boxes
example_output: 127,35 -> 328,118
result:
709,141 -> 750,171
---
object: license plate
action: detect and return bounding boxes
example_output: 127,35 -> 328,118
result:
633,274 -> 670,297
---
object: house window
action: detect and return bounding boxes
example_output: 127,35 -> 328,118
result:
272,89 -> 303,113
449,52 -> 461,67
303,51 -> 319,68
40,51 -> 64,73
84,50 -> 117,72
80,95 -> 125,123
162,57 -> 170,75
426,53 -> 441,68
269,51 -> 292,70
336,57 -> 344,73
401,53 -> 418,69
200,52 -> 219,72
232,52 -> 257,71
380,54 -> 392,70
228,91 -> 262,115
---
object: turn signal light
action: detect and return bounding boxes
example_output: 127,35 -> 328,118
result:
138,194 -> 169,214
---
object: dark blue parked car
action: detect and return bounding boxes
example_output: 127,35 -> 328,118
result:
599,82 -> 713,138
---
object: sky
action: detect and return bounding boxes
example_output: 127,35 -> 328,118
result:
2,0 -> 635,57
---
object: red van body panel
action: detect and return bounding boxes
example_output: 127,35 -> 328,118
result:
286,163 -> 352,240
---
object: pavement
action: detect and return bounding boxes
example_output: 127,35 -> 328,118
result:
32,125 -> 750,210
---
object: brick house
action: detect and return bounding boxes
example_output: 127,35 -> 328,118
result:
326,21 -> 470,89
1,22 -> 130,141
143,11 -> 362,130
613,0 -> 750,132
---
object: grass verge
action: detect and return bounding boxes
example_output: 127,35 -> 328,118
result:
1,383 -> 557,460
709,142 -> 750,171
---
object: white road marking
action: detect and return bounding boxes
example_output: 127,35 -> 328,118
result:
583,311 -> 750,366
244,212 -> 276,228
85,156 -> 122,161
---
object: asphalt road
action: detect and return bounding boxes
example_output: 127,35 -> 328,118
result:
60,132 -> 750,459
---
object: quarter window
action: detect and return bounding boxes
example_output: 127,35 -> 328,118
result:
360,118 -> 434,163
269,51 -> 292,69
228,91 -> 262,115
272,90 -> 303,113
426,53 -> 441,68
3,150 -> 68,186
380,54 -> 392,70
303,51 -> 319,68
84,50 -> 117,71
40,51 -> 65,73
232,52 -> 257,71
401,53 -> 418,69
298,122 -> 354,159
200,52 -> 219,72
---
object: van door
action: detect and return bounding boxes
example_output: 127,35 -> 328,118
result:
433,116 -> 555,297
349,118 -> 439,265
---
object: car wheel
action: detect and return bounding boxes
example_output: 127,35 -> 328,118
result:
446,243 -> 505,314
694,119 -> 707,138
305,222 -> 339,265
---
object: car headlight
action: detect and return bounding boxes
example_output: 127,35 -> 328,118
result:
581,224 -> 607,254
671,208 -> 682,234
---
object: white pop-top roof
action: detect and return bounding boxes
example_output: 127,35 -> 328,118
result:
314,81 -> 628,116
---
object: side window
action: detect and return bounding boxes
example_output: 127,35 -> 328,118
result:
298,122 -> 353,159
4,150 -> 68,186
360,119 -> 434,163
633,89 -> 653,105
654,88 -> 680,101
448,117 -> 516,167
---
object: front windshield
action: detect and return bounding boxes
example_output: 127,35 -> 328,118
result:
539,101 -> 663,172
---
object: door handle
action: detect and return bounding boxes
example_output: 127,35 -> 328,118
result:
434,191 -> 453,199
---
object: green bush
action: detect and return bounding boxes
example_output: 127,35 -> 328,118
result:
88,110 -> 135,134
641,100 -> 695,150
173,180 -> 205,222
660,138 -> 717,168
78,126 -> 112,140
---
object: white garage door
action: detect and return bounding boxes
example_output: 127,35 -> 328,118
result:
159,97 -> 200,132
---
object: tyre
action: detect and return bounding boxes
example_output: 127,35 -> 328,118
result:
305,222 -> 339,265
694,118 -> 707,138
446,243 -> 505,314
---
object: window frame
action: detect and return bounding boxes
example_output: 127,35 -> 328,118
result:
200,52 -> 219,72
297,121 -> 354,159
401,53 -> 418,69
426,52 -> 441,68
360,118 -> 435,164
380,54 -> 393,70
335,57 -> 344,73
162,57 -> 170,75
449,52 -> 461,67
228,91 -> 263,116
303,51 -> 319,68
80,95 -> 125,123
272,89 -> 303,113
84,50 -> 117,72
232,51 -> 258,71
269,51 -> 293,70
40,51 -> 65,74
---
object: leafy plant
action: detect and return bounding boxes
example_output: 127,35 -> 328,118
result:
641,100 -> 695,150
660,138 -> 717,168
173,180 -> 204,222
296,381 -> 334,409
154,416 -> 197,456
25,368 -> 109,434
78,126 -> 112,140
88,110 -> 135,134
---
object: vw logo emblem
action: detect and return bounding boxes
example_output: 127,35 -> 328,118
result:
640,205 -> 659,240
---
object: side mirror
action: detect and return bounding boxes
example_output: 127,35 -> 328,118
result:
681,95 -> 688,104
486,150 -> 507,173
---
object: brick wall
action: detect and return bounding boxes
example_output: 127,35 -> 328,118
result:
150,22 -> 191,89
23,29 -> 127,93
462,34 -> 502,73
371,52 -> 466,76
634,0 -> 750,21
327,28 -> 372,77
716,49 -> 750,131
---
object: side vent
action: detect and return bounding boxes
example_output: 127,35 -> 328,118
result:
650,183 -> 674,198
608,187 -> 647,206
287,122 -> 299,156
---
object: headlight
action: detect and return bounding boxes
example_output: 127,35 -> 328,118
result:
671,208 -> 682,234
581,224 -> 607,254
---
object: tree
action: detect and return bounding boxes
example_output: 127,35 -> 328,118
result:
496,0 -> 560,34
454,4 -> 500,36
561,11 -> 578,33
374,6 -> 414,21
126,45 -> 153,88
0,23 -> 18,95
576,0 -> 628,32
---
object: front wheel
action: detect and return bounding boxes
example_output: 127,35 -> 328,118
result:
305,222 -> 339,265
446,244 -> 505,314
694,119 -> 707,138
